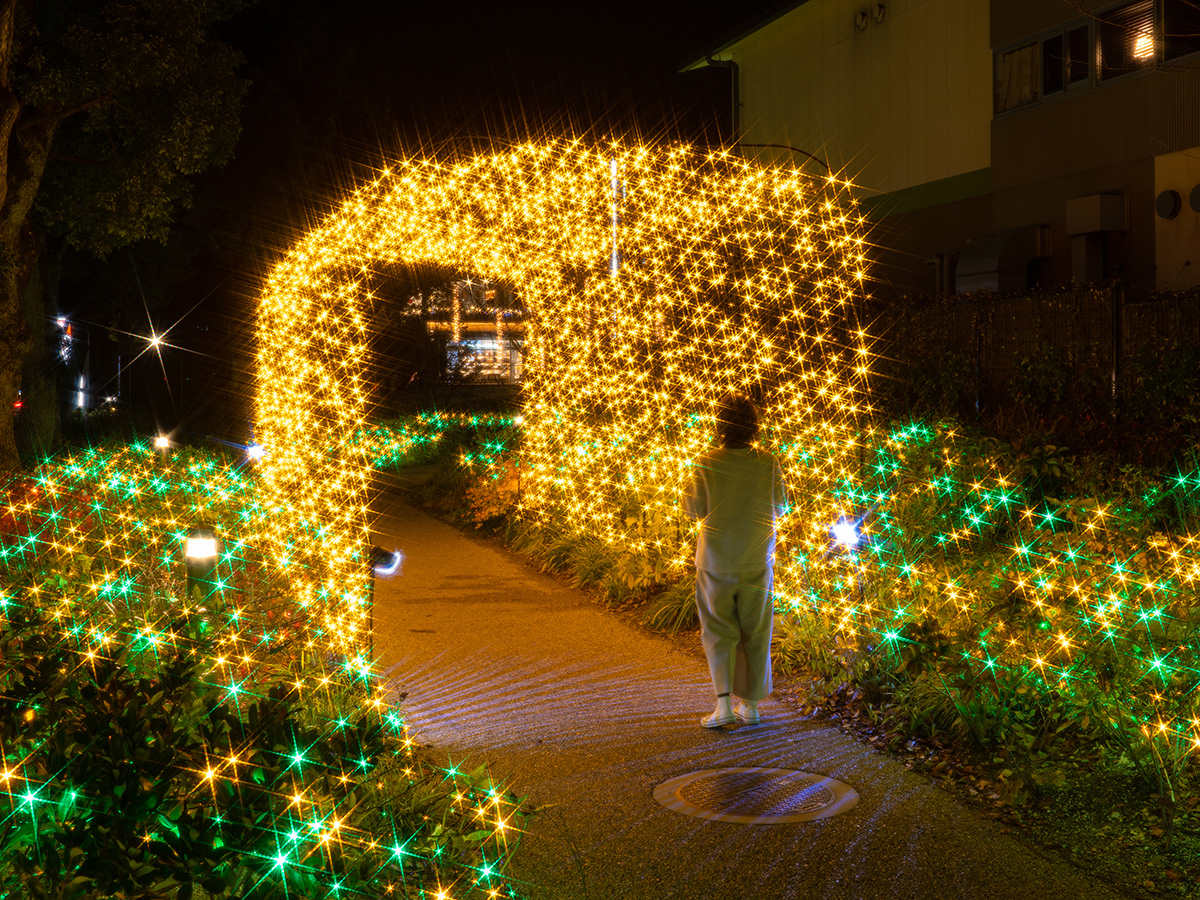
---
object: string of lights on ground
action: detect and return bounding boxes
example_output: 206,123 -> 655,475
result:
819,422 -> 1200,767
0,436 -> 526,899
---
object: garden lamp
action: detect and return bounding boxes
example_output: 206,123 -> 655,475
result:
371,546 -> 402,576
154,434 -> 171,459
185,526 -> 220,601
829,501 -> 881,556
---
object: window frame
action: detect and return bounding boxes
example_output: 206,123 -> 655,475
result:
1163,0 -> 1200,63
992,0 -> 1200,117
1040,22 -> 1093,97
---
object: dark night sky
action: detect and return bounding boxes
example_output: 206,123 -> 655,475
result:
128,0 -> 785,439
333,0 -> 774,147
203,0 -> 787,270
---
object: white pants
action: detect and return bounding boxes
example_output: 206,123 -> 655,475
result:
695,568 -> 773,702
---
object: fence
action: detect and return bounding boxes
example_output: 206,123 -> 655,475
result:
867,284 -> 1200,416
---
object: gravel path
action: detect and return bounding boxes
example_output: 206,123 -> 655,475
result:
369,482 -> 1129,900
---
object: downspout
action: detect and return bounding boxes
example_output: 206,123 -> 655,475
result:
705,55 -> 740,142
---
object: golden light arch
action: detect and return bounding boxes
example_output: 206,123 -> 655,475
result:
255,140 -> 873,649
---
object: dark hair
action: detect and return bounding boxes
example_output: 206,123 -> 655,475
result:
717,394 -> 759,448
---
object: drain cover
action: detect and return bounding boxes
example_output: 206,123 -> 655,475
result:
654,767 -> 859,824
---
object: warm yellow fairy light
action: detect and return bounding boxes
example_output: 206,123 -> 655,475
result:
255,141 -> 872,641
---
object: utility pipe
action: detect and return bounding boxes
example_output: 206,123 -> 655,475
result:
705,55 -> 741,142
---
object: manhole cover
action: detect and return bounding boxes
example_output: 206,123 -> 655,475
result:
654,767 -> 859,824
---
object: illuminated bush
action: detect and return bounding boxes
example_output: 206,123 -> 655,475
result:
0,441 -> 528,900
255,141 -> 873,645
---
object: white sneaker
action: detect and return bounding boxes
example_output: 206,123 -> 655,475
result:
701,698 -> 735,728
734,701 -> 760,725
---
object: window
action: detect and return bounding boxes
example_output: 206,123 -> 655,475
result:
1041,26 -> 1090,95
1067,26 -> 1091,83
1099,0 -> 1156,79
1042,33 -> 1066,94
996,1 -> 1192,112
995,42 -> 1039,112
1164,0 -> 1200,60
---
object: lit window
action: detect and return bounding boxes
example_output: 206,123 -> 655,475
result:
1099,0 -> 1156,79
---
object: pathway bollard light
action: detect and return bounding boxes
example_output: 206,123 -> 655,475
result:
828,500 -> 880,556
829,512 -> 873,611
367,546 -> 402,656
185,526 -> 220,604
830,517 -> 861,550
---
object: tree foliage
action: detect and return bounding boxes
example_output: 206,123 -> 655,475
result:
0,0 -> 250,469
28,0 -> 247,255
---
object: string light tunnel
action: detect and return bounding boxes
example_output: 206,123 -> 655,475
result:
254,140 -> 874,652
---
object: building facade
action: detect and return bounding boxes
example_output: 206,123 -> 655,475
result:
423,280 -> 525,383
685,0 -> 1200,295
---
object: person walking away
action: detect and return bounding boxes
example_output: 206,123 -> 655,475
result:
682,394 -> 788,728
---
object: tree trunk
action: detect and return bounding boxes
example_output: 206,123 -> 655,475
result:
0,123 -> 58,470
16,232 -> 59,462
0,0 -> 22,470
0,2 -> 67,472
0,108 -> 60,469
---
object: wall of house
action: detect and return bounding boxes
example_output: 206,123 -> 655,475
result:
989,160 -> 1153,287
988,45 -> 1200,286
990,18 -> 1200,289
992,68 -> 1200,191
729,0 -> 992,196
1154,146 -> 1200,290
864,191 -> 994,294
992,0 -> 1119,49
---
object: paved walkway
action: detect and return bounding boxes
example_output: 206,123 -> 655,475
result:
369,483 -> 1129,900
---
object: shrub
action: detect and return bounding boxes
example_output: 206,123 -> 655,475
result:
0,442 -> 528,899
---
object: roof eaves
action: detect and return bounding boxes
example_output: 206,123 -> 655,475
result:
678,0 -> 818,72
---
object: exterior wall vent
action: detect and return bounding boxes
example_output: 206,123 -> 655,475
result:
1156,190 -> 1182,219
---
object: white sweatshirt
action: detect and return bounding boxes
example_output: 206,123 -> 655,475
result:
682,447 -> 789,575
